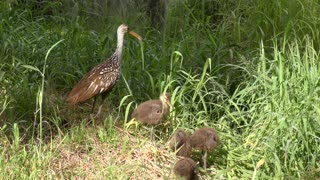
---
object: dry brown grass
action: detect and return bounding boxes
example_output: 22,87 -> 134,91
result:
50,127 -> 179,179
1,114 -> 218,179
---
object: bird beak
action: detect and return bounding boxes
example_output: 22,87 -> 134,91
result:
128,31 -> 143,41
166,101 -> 172,107
160,94 -> 172,107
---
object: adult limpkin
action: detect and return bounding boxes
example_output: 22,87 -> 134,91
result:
67,24 -> 142,115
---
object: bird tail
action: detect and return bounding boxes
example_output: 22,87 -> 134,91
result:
66,94 -> 78,105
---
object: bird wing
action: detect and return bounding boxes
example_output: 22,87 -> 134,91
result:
66,58 -> 120,105
190,130 -> 206,149
132,101 -> 163,124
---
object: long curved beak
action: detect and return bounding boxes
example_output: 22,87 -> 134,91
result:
128,30 -> 143,41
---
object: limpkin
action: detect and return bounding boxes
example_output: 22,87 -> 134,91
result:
66,24 -> 142,115
173,157 -> 199,180
190,127 -> 219,170
129,93 -> 171,140
168,129 -> 192,157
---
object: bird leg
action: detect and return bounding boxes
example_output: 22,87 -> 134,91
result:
150,126 -> 155,141
94,91 -> 110,118
96,104 -> 103,118
91,96 -> 97,113
90,96 -> 102,118
202,151 -> 208,170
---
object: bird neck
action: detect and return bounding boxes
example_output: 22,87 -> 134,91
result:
114,32 -> 125,58
161,101 -> 170,114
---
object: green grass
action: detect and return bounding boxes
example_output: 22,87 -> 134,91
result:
1,0 -> 320,179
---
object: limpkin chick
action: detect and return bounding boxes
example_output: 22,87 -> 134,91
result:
190,127 -> 219,170
168,129 -> 191,157
130,93 -> 171,140
174,157 -> 198,180
67,24 -> 142,116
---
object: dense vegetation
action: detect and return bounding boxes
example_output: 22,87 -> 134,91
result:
1,0 -> 319,178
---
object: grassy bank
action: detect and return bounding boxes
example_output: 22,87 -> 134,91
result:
0,0 -> 319,179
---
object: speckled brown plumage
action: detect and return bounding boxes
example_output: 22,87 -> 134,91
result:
131,93 -> 171,140
169,129 -> 191,157
66,56 -> 119,106
190,127 -> 219,169
66,24 -> 142,114
174,158 -> 198,180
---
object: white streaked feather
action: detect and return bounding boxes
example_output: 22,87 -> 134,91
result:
88,81 -> 95,90
93,84 -> 98,93
100,87 -> 104,93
